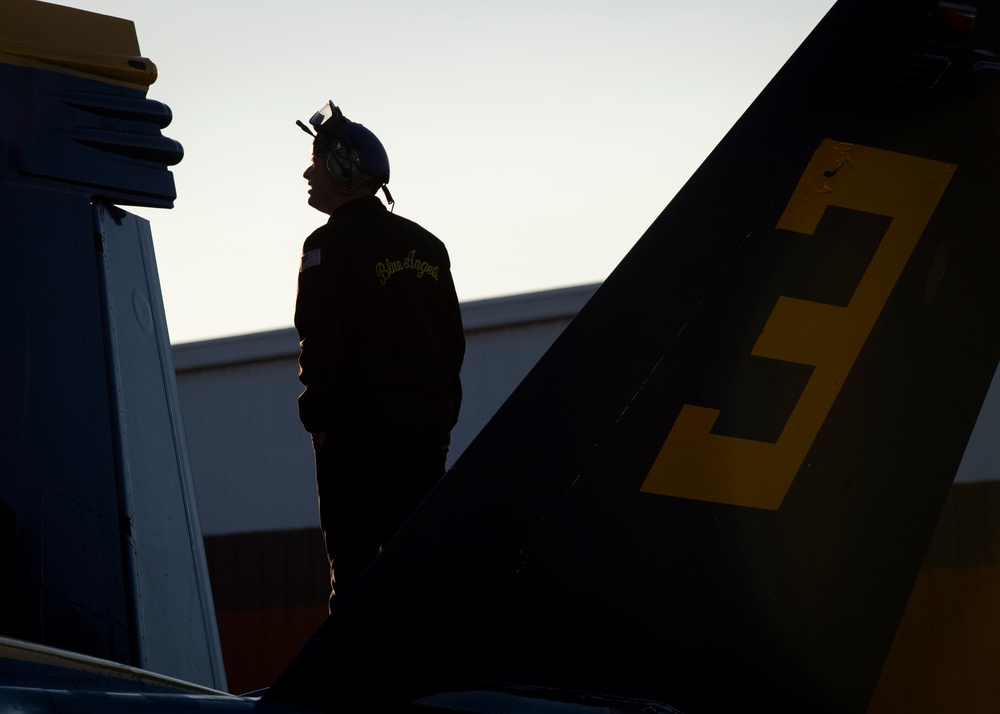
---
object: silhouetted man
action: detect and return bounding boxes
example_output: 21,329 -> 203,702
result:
294,100 -> 465,609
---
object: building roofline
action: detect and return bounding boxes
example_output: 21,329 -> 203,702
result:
171,283 -> 600,373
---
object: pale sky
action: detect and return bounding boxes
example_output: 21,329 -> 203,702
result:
56,0 -> 836,344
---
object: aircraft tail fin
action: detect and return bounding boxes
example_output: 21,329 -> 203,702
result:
267,0 -> 1000,711
0,0 -> 225,690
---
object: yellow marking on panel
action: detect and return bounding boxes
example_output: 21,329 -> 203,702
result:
1,0 -> 156,89
641,140 -> 956,509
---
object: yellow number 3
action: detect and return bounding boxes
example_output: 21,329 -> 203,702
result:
641,140 -> 956,509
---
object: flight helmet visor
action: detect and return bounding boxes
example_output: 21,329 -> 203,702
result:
308,101 -> 343,134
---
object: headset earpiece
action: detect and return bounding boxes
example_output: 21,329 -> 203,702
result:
324,138 -> 361,189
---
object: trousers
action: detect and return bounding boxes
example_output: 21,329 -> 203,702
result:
313,427 -> 447,610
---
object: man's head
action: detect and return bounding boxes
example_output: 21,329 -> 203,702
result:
297,100 -> 392,214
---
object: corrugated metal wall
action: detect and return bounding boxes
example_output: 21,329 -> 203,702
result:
172,283 -> 1000,706
203,529 -> 328,694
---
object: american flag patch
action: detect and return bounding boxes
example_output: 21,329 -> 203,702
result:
300,248 -> 321,272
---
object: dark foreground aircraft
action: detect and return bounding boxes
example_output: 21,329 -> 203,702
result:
3,0 -> 1000,712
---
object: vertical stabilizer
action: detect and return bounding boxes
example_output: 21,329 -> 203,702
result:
0,0 -> 225,690
268,0 -> 1000,711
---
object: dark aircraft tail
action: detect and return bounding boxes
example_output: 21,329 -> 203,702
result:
267,0 -> 1000,712
0,0 -> 225,691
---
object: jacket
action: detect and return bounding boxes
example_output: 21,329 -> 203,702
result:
294,195 -> 465,436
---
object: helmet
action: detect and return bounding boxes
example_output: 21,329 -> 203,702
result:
298,101 -> 390,190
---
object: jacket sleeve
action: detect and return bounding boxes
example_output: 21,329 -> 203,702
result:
294,239 -> 351,434
440,249 -> 466,430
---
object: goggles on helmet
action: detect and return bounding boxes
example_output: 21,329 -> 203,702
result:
296,100 -> 345,138
310,101 -> 343,132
